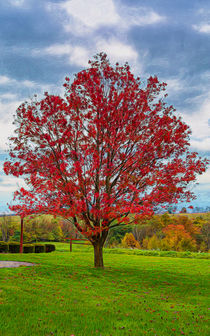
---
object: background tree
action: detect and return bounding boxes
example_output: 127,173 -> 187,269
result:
201,222 -> 210,250
0,215 -> 12,242
4,53 -> 208,267
0,215 -> 19,242
59,218 -> 81,240
105,224 -> 132,247
132,214 -> 166,245
162,224 -> 197,251
121,232 -> 140,249
180,207 -> 187,213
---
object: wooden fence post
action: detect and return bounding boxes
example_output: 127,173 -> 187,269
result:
19,217 -> 24,253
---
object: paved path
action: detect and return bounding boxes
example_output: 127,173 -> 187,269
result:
0,261 -> 36,268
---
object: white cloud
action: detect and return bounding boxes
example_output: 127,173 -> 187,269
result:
9,0 -> 25,7
45,44 -> 72,56
68,46 -> 90,67
43,44 -> 90,67
0,100 -> 21,150
96,38 -> 138,64
0,76 -> 34,151
0,99 -> 21,122
196,168 -> 210,185
0,75 -> 36,89
193,23 -> 210,34
40,39 -> 142,70
0,76 -> 11,85
47,0 -> 166,36
0,93 -> 17,101
190,138 -> 210,152
164,78 -> 186,94
0,75 -> 63,151
181,95 -> 210,148
47,0 -> 119,36
149,76 -> 188,102
60,0 -> 120,30
0,73 -> 62,103
21,80 -> 37,88
120,7 -> 165,28
44,1 -> 164,71
0,175 -> 26,193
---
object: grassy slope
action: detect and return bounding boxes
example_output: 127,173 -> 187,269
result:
0,243 -> 209,336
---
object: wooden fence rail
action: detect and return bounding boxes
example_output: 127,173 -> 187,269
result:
64,238 -> 91,252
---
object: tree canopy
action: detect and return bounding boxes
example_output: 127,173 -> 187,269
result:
4,53 -> 208,267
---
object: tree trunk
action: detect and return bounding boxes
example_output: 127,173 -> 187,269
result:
93,241 -> 104,268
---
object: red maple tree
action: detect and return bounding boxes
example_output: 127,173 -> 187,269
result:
4,53 -> 208,267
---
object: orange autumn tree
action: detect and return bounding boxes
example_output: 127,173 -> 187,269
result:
4,53 -> 208,267
162,224 -> 197,251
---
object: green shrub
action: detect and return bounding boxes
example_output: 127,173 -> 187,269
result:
108,239 -> 120,248
179,251 -> 193,258
45,244 -> 55,253
0,241 -> 9,253
104,247 -> 210,259
144,250 -> 159,256
195,252 -> 210,259
23,244 -> 35,253
159,250 -> 177,257
9,242 -> 20,253
34,244 -> 45,253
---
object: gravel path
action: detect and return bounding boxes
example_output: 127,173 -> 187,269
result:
0,261 -> 36,268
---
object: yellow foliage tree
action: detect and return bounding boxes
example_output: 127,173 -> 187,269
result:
147,235 -> 161,250
121,233 -> 140,249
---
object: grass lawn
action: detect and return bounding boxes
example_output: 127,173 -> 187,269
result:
0,243 -> 209,336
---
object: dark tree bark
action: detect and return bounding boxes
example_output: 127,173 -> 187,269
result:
93,242 -> 104,268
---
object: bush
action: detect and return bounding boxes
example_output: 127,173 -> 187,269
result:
147,235 -> 161,250
34,244 -> 45,253
199,241 -> 207,252
121,233 -> 140,249
108,240 -> 120,248
142,237 -> 149,249
45,244 -> 55,253
108,225 -> 133,245
159,238 -> 171,251
143,250 -> 159,256
23,244 -> 35,253
177,237 -> 197,252
0,241 -> 9,253
179,251 -> 193,258
159,250 -> 177,257
8,242 -> 20,253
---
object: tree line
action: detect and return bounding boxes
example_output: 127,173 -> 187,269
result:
0,213 -> 209,252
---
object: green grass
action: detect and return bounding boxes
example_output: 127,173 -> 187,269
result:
0,243 -> 209,336
59,241 -> 210,259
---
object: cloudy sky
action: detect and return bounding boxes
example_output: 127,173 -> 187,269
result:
0,0 -> 209,212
